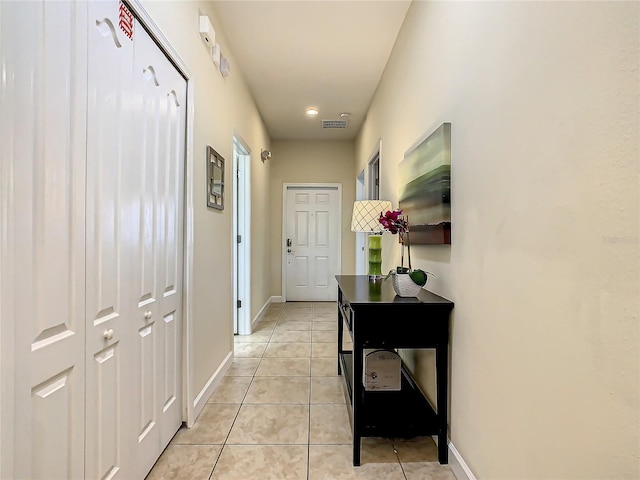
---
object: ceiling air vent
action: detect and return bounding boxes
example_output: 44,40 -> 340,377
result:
321,119 -> 349,129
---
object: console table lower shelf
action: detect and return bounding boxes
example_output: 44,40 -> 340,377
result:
339,352 -> 441,455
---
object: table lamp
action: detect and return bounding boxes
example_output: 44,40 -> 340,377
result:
351,200 -> 393,280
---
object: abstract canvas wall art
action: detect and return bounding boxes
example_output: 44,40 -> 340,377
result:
398,123 -> 451,244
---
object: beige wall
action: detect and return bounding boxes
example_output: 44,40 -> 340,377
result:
269,140 -> 356,296
141,1 -> 272,402
250,140 -> 274,323
356,2 -> 639,479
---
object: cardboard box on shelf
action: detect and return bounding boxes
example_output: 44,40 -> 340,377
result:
363,349 -> 401,391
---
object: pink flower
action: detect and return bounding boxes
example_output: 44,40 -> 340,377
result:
379,208 -> 413,270
379,209 -> 408,235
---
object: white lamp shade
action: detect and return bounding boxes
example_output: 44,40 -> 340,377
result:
351,200 -> 393,233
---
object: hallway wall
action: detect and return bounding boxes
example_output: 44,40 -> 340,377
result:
356,2 -> 639,479
141,1 -> 272,410
269,140 -> 357,297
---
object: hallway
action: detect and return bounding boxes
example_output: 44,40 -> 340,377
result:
146,302 -> 455,479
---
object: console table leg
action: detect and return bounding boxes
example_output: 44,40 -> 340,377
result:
353,436 -> 361,466
352,338 -> 363,466
436,341 -> 449,464
337,308 -> 343,375
438,431 -> 448,464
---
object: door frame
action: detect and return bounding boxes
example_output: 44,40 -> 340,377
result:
367,139 -> 382,200
359,140 -> 383,277
355,171 -> 366,275
126,0 -> 196,427
281,183 -> 342,302
232,135 -> 251,335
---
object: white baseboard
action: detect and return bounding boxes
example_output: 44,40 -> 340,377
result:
251,297 -> 271,331
448,442 -> 476,480
249,296 -> 284,331
189,351 -> 233,426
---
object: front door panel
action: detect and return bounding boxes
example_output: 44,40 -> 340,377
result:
285,187 -> 341,301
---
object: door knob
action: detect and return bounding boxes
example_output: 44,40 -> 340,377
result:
144,311 -> 152,320
103,329 -> 114,340
287,248 -> 292,253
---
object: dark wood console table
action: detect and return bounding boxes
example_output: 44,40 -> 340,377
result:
336,275 -> 454,466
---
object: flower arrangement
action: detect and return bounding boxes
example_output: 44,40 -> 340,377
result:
379,209 -> 413,272
379,209 -> 430,291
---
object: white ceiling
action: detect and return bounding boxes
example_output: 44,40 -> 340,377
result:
211,1 -> 411,141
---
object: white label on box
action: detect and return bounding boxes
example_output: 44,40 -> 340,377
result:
363,349 -> 401,391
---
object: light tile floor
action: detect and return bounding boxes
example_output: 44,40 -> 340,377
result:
146,302 -> 455,480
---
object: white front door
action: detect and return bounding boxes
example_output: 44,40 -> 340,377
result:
284,185 -> 341,301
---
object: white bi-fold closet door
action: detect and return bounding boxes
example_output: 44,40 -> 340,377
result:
0,1 -> 186,479
85,1 -> 186,477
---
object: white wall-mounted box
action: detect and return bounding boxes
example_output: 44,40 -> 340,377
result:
211,43 -> 221,67
199,15 -> 215,45
363,349 -> 401,391
220,56 -> 231,77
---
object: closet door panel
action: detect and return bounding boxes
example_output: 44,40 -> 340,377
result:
0,1 -> 87,478
130,21 -> 163,474
158,81 -> 186,447
156,54 -> 187,450
85,1 -> 136,478
131,20 -> 187,477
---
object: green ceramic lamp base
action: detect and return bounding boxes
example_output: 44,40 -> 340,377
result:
368,235 -> 383,280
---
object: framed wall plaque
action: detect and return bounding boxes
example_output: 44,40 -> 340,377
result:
207,146 -> 224,210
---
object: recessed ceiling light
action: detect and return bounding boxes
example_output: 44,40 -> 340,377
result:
306,108 -> 319,116
340,112 -> 351,118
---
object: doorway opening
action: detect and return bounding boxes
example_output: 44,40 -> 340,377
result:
233,136 -> 251,335
355,171 -> 366,275
355,141 -> 382,274
368,149 -> 380,200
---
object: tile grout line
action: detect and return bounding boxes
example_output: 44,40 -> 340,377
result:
209,308 -> 280,479
284,302 -> 315,480
206,376 -> 253,478
307,319 -> 312,480
309,300 -> 337,480
205,446 -> 224,480
308,301 -> 319,480
308,303 -> 321,479
213,302 -> 337,480
392,439 -> 410,480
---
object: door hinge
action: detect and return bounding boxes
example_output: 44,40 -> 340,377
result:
237,300 -> 242,308
237,234 -> 242,243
